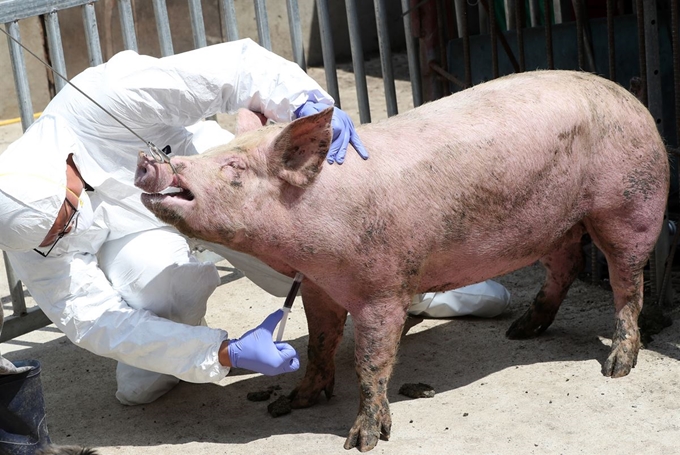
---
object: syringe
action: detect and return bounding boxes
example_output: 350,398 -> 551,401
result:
275,272 -> 304,342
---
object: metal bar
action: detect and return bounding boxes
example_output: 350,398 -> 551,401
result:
573,0 -> 585,69
3,251 -> 26,319
553,0 -> 563,23
219,0 -> 239,41
44,11 -> 68,93
488,0 -> 499,78
516,0 -> 525,72
672,0 -> 680,148
544,0 -> 554,69
0,307 -> 51,343
316,0 -> 340,106
435,0 -> 449,96
4,22 -> 34,130
528,0 -> 540,27
481,0 -> 520,74
152,0 -> 174,56
117,0 -> 138,51
188,0 -> 207,49
0,0 -> 96,23
643,0 -> 665,303
454,0 -> 465,37
253,0 -> 271,51
461,0 -> 471,87
606,0 -> 616,80
635,0 -> 647,106
401,0 -> 423,107
82,2 -> 103,66
345,0 -> 371,123
430,62 -> 466,88
374,0 -> 398,116
286,0 -> 306,70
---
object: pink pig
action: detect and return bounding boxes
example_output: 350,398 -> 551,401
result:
135,70 -> 669,452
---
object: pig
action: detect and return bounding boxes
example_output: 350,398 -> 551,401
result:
135,70 -> 669,452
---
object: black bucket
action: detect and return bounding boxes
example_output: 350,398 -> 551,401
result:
0,359 -> 51,455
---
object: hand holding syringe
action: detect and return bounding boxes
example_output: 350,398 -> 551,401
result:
275,272 -> 304,342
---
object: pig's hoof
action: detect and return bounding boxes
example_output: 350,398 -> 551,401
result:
506,309 -> 554,339
343,413 -> 391,452
602,341 -> 639,378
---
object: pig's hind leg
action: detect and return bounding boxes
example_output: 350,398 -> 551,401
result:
506,224 -> 587,339
585,214 -> 660,378
289,282 -> 348,408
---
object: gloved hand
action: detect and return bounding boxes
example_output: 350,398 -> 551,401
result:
227,309 -> 300,376
295,101 -> 369,164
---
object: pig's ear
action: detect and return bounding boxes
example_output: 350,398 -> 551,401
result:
270,107 -> 333,188
236,109 -> 268,135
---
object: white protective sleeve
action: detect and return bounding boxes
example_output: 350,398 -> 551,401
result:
4,39 -> 334,383
7,246 -> 228,384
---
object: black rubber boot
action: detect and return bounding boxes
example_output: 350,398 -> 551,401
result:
0,359 -> 51,455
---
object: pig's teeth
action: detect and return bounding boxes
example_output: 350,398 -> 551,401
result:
161,187 -> 182,194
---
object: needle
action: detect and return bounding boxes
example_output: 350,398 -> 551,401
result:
275,272 -> 303,342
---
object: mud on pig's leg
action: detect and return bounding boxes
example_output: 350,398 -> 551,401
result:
289,282 -> 348,408
343,296 -> 409,452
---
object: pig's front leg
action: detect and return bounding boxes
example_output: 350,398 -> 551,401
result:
344,296 -> 409,452
289,282 -> 348,408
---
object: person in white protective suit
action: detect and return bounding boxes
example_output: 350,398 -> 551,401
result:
0,39 -> 510,407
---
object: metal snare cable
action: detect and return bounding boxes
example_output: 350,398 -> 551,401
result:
0,26 -> 177,174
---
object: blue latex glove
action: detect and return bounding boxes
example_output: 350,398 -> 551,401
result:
295,101 -> 369,164
227,309 -> 300,376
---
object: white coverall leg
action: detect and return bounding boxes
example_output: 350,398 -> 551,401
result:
97,227 -> 220,405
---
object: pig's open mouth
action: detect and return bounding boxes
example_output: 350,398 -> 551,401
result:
161,186 -> 195,201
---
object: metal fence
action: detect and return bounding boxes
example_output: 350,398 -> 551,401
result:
1,0 -> 677,342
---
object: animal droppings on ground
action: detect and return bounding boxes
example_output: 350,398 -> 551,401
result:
267,395 -> 292,417
398,382 -> 436,398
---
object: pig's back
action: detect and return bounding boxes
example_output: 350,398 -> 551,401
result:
315,70 -> 666,278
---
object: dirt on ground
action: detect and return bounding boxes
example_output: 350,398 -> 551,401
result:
2,57 -> 680,455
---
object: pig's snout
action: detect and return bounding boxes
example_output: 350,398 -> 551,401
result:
134,151 -> 175,193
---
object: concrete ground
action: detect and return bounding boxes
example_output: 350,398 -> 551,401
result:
2,60 -> 680,455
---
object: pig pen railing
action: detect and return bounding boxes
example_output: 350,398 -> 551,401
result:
1,0 -> 678,342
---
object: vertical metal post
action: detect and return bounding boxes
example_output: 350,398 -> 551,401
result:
286,0 -> 306,70
5,22 -> 34,130
544,0 -> 554,69
374,0 -> 398,116
516,0 -> 525,72
636,0 -> 647,105
44,11 -> 68,93
316,0 -> 340,106
672,0 -> 680,147
152,0 -> 174,56
3,252 -> 26,316
401,0 -> 423,107
188,0 -> 207,49
82,2 -> 103,66
643,0 -> 667,305
489,0 -> 498,78
606,0 -> 616,81
345,0 -> 371,123
117,0 -> 138,51
253,0 -> 271,51
528,0 -> 540,27
573,0 -> 585,69
219,0 -> 239,41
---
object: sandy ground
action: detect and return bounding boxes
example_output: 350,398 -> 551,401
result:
2,58 -> 680,455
